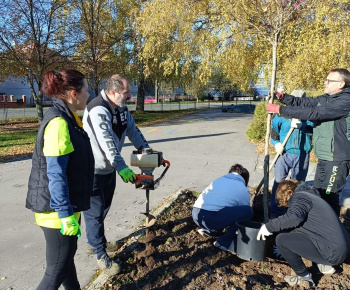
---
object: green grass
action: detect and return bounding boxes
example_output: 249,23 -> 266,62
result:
0,116 -> 38,125
0,119 -> 39,161
131,110 -> 202,125
0,109 -> 205,162
0,131 -> 37,146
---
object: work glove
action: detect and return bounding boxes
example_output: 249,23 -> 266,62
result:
60,215 -> 81,237
291,118 -> 302,129
275,83 -> 284,100
266,103 -> 280,114
118,167 -> 137,183
257,224 -> 272,240
273,246 -> 282,258
274,142 -> 284,154
275,91 -> 284,100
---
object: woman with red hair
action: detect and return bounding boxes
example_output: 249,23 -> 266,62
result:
26,69 -> 94,289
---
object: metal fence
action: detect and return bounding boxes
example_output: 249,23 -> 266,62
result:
1,99 -> 262,120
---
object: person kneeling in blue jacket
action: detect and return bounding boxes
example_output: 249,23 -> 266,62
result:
192,164 -> 253,253
257,179 -> 350,287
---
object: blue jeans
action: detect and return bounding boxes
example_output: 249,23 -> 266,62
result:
271,153 -> 309,217
83,172 -> 116,257
37,227 -> 80,290
192,206 -> 253,251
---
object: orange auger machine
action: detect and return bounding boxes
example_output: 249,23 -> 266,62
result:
130,148 -> 170,229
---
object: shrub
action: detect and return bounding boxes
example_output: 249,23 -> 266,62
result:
246,101 -> 267,142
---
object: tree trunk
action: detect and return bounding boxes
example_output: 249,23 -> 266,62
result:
155,78 -> 158,103
36,91 -> 44,121
136,76 -> 145,112
93,66 -> 99,97
27,76 -> 43,121
263,33 -> 279,223
94,83 -> 99,98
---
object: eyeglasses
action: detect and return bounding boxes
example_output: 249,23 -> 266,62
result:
325,79 -> 342,84
113,90 -> 129,95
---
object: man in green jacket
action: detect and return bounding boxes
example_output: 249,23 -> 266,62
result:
266,68 -> 350,216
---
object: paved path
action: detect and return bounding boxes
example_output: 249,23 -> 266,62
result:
0,108 -> 347,289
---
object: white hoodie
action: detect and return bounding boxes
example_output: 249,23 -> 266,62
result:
83,90 -> 149,175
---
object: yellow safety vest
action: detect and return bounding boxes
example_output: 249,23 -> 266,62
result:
35,112 -> 83,228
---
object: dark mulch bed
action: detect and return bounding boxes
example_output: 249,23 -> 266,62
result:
99,190 -> 350,289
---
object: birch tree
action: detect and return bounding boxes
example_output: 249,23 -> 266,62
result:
138,0 -> 319,220
71,0 -> 132,97
279,0 -> 350,94
0,0 -> 72,120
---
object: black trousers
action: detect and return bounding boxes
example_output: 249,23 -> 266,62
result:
37,227 -> 80,290
314,159 -> 350,216
276,232 -> 330,277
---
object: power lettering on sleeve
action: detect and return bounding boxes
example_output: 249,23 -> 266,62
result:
98,113 -> 119,156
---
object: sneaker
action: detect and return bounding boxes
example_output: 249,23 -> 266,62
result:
97,253 -> 121,276
213,241 -> 235,254
284,274 -> 315,287
317,264 -> 336,275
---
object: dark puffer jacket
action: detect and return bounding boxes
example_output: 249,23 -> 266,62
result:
26,99 -> 94,213
266,183 -> 350,265
279,87 -> 350,161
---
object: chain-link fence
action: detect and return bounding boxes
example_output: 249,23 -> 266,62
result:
1,99 -> 262,121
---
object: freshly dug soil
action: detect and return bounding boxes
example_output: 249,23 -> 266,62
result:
102,190 -> 350,289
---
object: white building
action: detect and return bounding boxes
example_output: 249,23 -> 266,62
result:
0,76 -> 38,105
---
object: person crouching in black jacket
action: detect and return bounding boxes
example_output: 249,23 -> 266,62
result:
257,179 -> 350,287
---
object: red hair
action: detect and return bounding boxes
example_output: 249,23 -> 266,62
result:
41,69 -> 86,99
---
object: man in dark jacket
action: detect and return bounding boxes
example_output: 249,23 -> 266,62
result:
257,180 -> 350,287
266,68 -> 350,215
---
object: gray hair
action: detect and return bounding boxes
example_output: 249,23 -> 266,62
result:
330,68 -> 350,88
104,74 -> 127,93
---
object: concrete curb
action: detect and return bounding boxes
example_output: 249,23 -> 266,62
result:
86,189 -> 184,290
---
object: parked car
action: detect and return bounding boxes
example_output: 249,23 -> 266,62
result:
222,104 -> 256,114
213,92 -> 223,101
159,95 -> 171,102
145,96 -> 156,103
127,95 -> 137,104
135,96 -> 156,104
